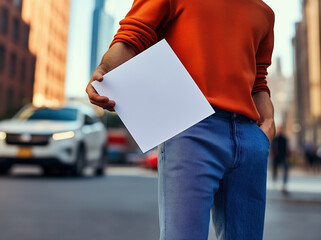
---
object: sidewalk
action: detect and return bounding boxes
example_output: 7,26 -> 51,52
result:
267,167 -> 321,204
107,165 -> 321,203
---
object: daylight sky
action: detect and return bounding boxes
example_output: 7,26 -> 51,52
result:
65,0 -> 302,98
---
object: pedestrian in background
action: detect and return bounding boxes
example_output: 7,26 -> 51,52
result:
86,0 -> 275,239
316,146 -> 321,172
272,126 -> 289,194
304,142 -> 318,173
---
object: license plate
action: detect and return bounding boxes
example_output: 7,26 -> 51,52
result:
17,147 -> 32,158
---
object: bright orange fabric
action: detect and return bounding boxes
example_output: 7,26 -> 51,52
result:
111,0 -> 275,121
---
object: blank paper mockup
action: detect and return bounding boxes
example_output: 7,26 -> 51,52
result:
92,39 -> 214,152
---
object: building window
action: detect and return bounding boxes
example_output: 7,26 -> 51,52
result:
19,89 -> 24,106
20,59 -> 26,81
7,86 -> 14,111
9,52 -> 17,76
1,8 -> 9,34
13,18 -> 20,42
14,0 -> 22,11
0,45 -> 5,71
22,25 -> 30,48
0,82 -> 2,101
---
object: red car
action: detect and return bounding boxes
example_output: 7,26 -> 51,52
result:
141,149 -> 158,170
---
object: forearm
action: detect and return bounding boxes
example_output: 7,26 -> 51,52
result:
252,91 -> 276,142
86,42 -> 136,111
253,91 -> 274,123
97,42 -> 136,73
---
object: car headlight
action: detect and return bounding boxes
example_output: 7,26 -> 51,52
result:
52,131 -> 75,141
0,131 -> 6,140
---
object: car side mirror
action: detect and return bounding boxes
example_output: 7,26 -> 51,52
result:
84,116 -> 94,125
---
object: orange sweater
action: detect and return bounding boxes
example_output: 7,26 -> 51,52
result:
110,0 -> 275,120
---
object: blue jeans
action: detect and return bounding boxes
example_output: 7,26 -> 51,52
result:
158,108 -> 270,240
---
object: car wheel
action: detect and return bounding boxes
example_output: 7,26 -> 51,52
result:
95,148 -> 106,176
70,147 -> 86,177
0,164 -> 11,175
42,167 -> 59,176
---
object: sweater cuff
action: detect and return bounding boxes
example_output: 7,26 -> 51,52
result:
110,18 -> 158,54
252,65 -> 271,96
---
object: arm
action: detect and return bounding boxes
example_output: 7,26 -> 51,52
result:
86,42 -> 136,111
252,91 -> 275,144
252,11 -> 275,143
86,0 -> 172,111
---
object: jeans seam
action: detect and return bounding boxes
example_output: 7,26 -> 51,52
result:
230,120 -> 235,171
230,118 -> 239,169
235,126 -> 242,168
223,175 -> 228,240
163,142 -> 167,239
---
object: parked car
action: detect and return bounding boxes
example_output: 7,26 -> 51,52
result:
105,112 -> 139,164
0,103 -> 107,176
141,149 -> 158,170
107,128 -> 129,164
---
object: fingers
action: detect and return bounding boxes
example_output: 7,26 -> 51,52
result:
87,87 -> 116,110
86,84 -> 116,111
91,99 -> 116,111
86,68 -> 116,111
86,84 -> 108,102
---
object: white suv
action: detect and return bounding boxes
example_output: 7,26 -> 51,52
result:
0,103 -> 107,176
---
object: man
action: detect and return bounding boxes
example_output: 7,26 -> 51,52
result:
86,0 -> 275,239
272,126 -> 289,194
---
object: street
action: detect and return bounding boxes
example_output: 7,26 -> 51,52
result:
0,166 -> 320,240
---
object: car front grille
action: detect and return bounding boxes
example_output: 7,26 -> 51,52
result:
6,133 -> 51,146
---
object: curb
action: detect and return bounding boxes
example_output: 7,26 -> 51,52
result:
267,190 -> 321,205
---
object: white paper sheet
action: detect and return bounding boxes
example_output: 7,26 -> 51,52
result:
92,39 -> 214,153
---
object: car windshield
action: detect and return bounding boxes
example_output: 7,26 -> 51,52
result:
16,107 -> 78,121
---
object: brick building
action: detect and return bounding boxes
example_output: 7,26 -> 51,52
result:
21,0 -> 70,107
293,0 -> 321,146
0,0 -> 35,118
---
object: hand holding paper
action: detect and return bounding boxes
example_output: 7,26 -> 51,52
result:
86,42 -> 136,111
86,68 -> 116,111
92,39 -> 214,152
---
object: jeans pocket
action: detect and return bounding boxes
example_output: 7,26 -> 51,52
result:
255,124 -> 271,146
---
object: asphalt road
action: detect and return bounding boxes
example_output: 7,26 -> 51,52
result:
0,166 -> 320,240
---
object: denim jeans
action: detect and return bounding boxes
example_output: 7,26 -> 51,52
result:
158,108 -> 270,240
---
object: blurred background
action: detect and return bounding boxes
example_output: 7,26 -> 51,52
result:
0,0 -> 320,239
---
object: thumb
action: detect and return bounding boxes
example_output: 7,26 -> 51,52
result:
92,71 -> 104,82
96,74 -> 104,82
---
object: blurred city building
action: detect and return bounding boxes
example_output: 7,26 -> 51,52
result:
0,0 -> 36,118
268,57 -> 293,127
21,0 -> 70,107
293,0 -> 321,147
90,0 -> 115,76
267,57 -> 297,148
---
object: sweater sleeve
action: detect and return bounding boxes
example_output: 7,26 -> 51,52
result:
110,0 -> 172,54
252,13 -> 275,96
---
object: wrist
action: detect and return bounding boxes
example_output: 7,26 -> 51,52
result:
258,117 -> 274,126
96,64 -> 110,74
262,118 -> 274,124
